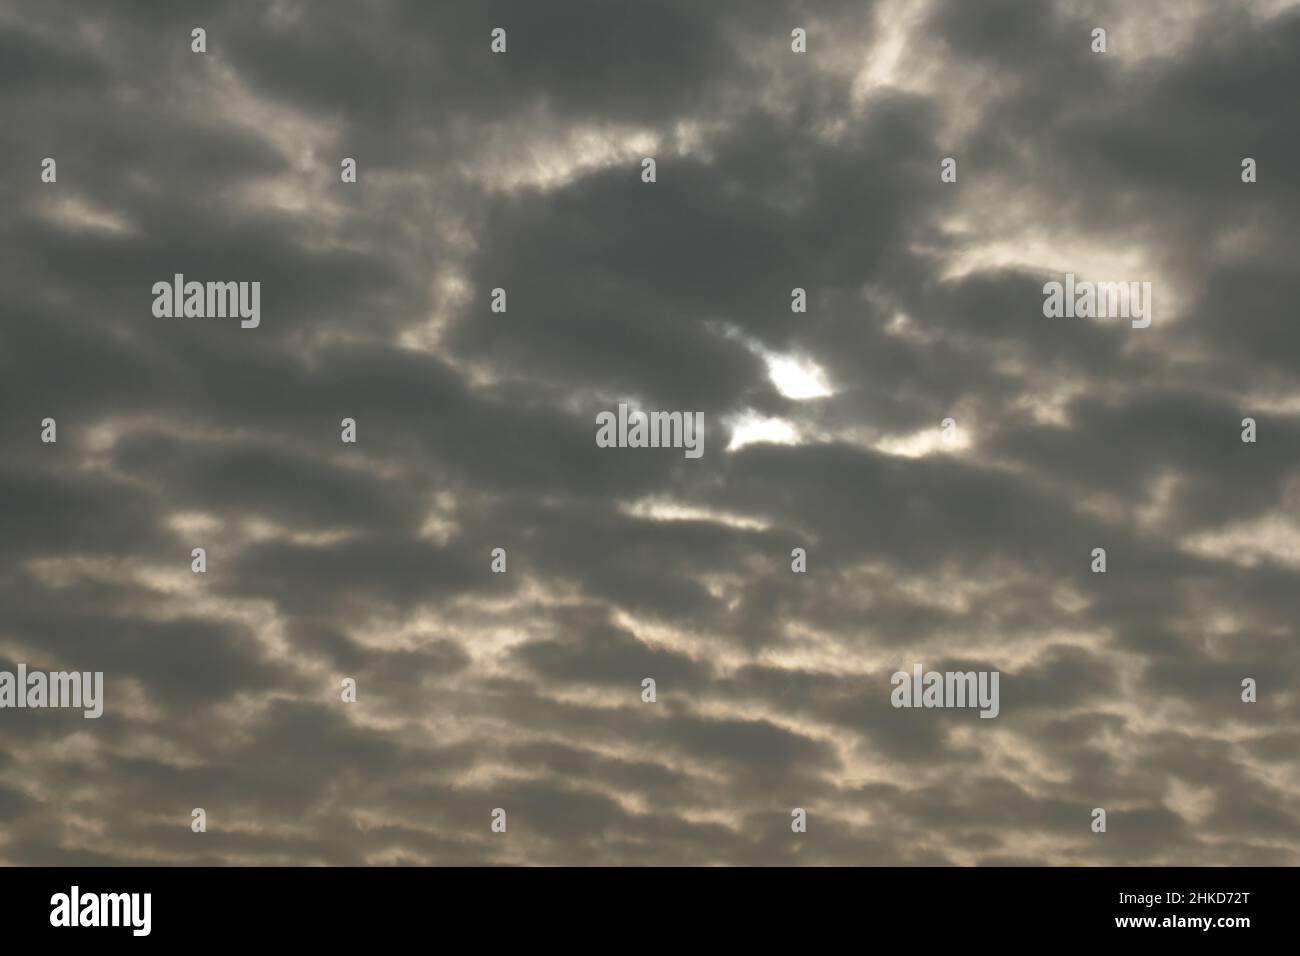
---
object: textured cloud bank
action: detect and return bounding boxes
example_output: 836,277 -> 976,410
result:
0,0 -> 1297,865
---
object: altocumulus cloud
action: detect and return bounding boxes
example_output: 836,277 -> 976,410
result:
0,0 -> 1297,865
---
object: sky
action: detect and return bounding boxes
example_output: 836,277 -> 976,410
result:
1,0 -> 1298,866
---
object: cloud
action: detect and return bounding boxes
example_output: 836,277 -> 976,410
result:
0,0 -> 1296,865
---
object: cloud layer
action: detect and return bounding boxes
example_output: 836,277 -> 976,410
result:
1,0 -> 1297,865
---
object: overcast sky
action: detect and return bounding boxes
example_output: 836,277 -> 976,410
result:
1,0 -> 1298,865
